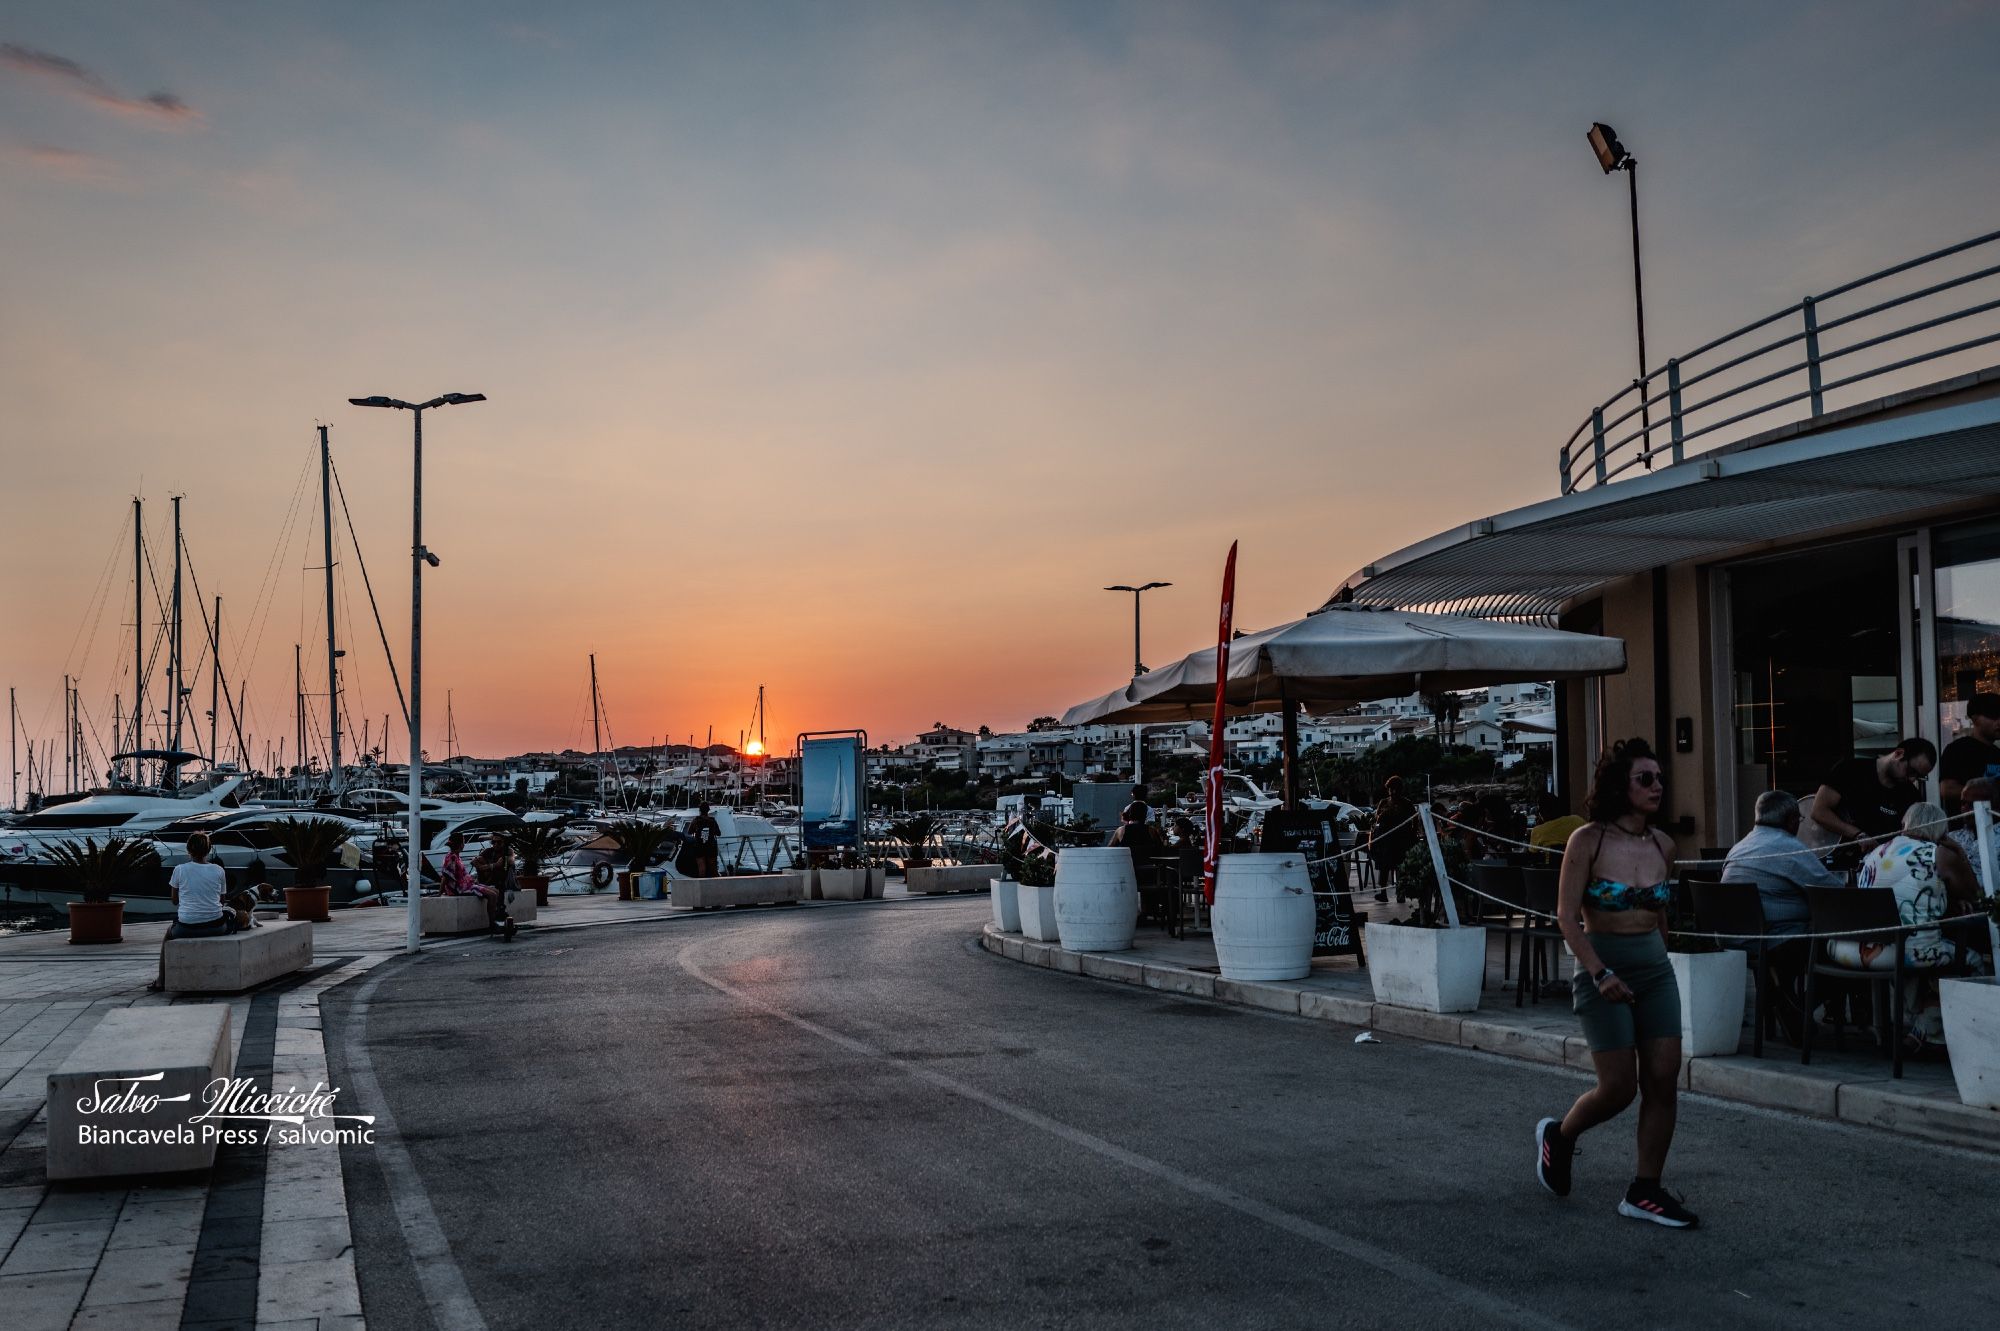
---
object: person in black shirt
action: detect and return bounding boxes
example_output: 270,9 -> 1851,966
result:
1811,737 -> 1936,848
1939,693 -> 2000,816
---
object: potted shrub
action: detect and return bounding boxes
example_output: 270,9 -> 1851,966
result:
1365,836 -> 1485,1013
606,819 -> 673,900
506,823 -> 570,907
1015,851 -> 1059,942
271,817 -> 351,922
49,835 -> 159,944
1939,894 -> 2000,1108
1666,905 -> 1748,1059
891,815 -> 939,873
818,850 -> 869,902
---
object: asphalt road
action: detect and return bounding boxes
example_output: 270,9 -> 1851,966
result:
322,897 -> 2000,1330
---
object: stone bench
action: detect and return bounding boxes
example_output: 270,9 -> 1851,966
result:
165,920 -> 313,993
906,864 -> 1002,895
504,887 -> 537,924
422,895 -> 493,935
670,872 -> 805,910
48,1005 -> 233,1181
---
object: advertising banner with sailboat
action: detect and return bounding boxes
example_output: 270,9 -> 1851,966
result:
800,735 -> 864,851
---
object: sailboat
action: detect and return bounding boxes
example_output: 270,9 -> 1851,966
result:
818,761 -> 853,831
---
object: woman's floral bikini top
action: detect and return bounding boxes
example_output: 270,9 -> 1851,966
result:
1583,825 -> 1673,912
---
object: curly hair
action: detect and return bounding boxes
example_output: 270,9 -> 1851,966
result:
1585,737 -> 1658,825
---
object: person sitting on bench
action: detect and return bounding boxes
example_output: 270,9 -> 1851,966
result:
149,831 -> 239,992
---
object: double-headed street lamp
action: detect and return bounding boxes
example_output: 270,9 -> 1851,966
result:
1104,581 -> 1171,679
1587,121 -> 1652,462
349,392 -> 485,955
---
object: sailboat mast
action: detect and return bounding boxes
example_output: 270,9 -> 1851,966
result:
590,655 -> 601,756
62,675 -> 71,792
171,495 -> 184,764
295,643 -> 305,798
210,596 -> 221,767
320,426 -> 342,795
8,686 -> 16,810
132,496 -> 144,764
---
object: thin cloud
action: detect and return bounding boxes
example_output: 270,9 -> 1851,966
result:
7,143 -> 125,186
1,42 -> 201,126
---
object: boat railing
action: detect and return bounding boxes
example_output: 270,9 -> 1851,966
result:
1559,227 -> 2000,494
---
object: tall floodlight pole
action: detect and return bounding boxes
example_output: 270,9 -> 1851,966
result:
1103,582 -> 1172,678
350,392 -> 486,955
1588,122 -> 1651,461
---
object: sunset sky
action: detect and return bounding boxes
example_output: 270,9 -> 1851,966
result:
5,2 -> 2000,773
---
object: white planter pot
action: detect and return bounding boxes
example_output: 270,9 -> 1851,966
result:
1366,923 -> 1486,1013
1018,883 -> 1059,941
818,868 -> 868,901
866,866 -> 886,899
1940,976 -> 2000,1108
1670,949 -> 1748,1057
798,867 -> 821,900
1054,848 -> 1138,952
1213,854 -> 1313,981
991,878 -> 1022,933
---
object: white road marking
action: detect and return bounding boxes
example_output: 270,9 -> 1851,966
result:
339,965 -> 489,1331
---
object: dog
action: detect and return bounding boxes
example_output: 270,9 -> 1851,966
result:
224,883 -> 279,930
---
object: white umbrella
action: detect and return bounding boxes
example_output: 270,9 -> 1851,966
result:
1062,603 -> 1625,726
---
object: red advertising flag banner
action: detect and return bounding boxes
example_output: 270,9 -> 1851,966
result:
1202,541 -> 1238,904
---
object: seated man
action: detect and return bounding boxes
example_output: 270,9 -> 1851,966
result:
440,831 -> 515,938
1109,805 -> 1171,927
1721,790 -> 1846,1030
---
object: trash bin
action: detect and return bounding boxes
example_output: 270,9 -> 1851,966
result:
638,872 -> 666,900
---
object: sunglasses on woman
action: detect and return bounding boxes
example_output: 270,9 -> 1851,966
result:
1632,771 -> 1664,788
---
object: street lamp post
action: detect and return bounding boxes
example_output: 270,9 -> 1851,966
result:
1103,581 -> 1171,678
349,392 -> 486,954
1587,122 -> 1651,462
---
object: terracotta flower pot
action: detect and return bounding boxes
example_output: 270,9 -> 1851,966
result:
520,873 -> 550,908
67,899 -> 125,945
617,870 -> 635,901
285,884 -> 332,922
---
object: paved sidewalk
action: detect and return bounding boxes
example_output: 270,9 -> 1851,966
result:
0,885 -> 928,1329
979,921 -> 2000,1154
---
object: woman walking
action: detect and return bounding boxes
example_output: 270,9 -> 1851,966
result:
1534,738 -> 1698,1228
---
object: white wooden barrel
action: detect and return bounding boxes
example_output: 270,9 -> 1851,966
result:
1053,848 -> 1138,952
1213,853 -> 1314,981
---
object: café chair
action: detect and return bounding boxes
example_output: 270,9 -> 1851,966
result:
1517,865 -> 1568,1007
1800,886 -> 1948,1080
1690,881 -> 1776,1058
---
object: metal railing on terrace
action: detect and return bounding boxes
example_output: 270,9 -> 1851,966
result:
1560,227 -> 2000,494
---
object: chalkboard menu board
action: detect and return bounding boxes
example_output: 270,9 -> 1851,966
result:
1261,810 -> 1364,958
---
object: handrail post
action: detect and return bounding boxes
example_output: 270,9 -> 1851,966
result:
1803,296 -> 1825,416
1559,443 -> 1572,494
1591,407 -> 1608,487
1666,357 -> 1684,465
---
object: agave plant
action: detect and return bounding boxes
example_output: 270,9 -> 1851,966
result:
606,818 -> 674,869
504,821 -> 573,877
270,817 -> 355,886
45,836 -> 162,903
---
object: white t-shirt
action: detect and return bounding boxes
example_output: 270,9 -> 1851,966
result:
170,860 -> 228,924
